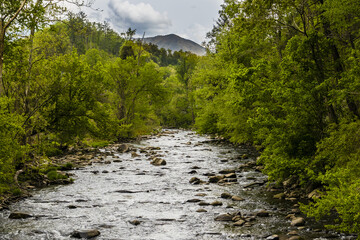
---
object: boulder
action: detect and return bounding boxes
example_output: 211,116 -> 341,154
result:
186,199 -> 201,203
232,196 -> 244,201
291,217 -> 305,226
131,152 -> 140,158
221,192 -> 232,199
256,210 -> 270,217
266,235 -> 279,240
129,220 -> 141,226
219,169 -> 235,174
199,201 -> 210,206
211,201 -> 223,206
150,158 -> 166,166
233,219 -> 245,226
308,189 -> 322,199
9,212 -> 32,219
214,214 -> 233,221
117,144 -> 130,153
273,192 -> 286,199
196,209 -> 207,213
189,177 -> 201,185
209,175 -> 224,183
71,229 -> 100,239
225,173 -> 237,178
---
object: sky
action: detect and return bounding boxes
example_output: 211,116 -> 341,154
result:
76,0 -> 223,44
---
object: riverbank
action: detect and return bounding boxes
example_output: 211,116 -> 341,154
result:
0,130 -> 356,239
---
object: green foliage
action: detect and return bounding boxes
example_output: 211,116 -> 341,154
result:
191,0 -> 360,235
46,170 -> 68,181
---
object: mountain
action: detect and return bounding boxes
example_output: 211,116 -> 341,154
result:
143,34 -> 206,56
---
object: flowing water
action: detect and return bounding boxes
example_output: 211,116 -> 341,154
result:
0,130 -> 356,240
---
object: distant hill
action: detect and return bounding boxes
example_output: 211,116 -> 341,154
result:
143,34 -> 206,56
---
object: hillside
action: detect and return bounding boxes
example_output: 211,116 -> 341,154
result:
143,34 -> 206,56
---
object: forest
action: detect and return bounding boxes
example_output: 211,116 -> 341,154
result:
1,0 -> 360,237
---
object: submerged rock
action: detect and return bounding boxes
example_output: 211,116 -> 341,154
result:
71,229 -> 100,239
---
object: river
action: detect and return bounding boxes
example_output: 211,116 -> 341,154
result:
0,130 -> 355,239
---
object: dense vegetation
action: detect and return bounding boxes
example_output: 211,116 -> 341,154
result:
0,1 -> 198,196
1,0 -> 360,237
190,0 -> 360,236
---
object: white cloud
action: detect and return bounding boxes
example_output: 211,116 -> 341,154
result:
107,0 -> 172,35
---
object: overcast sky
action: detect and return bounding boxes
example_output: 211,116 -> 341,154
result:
76,0 -> 223,44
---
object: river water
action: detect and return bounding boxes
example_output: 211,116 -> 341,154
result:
0,130 -> 356,240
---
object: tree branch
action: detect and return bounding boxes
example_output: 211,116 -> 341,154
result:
4,0 -> 28,30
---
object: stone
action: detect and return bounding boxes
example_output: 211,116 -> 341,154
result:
233,219 -> 246,226
195,193 -> 207,197
225,173 -> 237,178
220,192 -> 232,199
211,201 -> 223,206
266,235 -> 279,240
308,189 -> 322,199
117,144 -> 130,153
186,199 -> 201,203
102,170 -> 109,173
189,177 -> 201,185
71,229 -> 100,239
131,152 -> 140,158
150,158 -> 166,166
199,201 -> 210,206
288,237 -> 301,240
219,169 -> 235,174
196,209 -> 207,213
214,214 -> 233,221
209,175 -> 224,183
288,230 -> 299,235
129,220 -> 141,226
256,210 -> 270,217
291,217 -> 305,226
9,212 -> 32,219
273,192 -> 286,199
231,196 -> 245,201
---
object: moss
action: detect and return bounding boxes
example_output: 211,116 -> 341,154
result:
47,170 -> 68,181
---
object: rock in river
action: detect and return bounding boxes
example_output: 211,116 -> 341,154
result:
214,214 -> 233,221
71,229 -> 100,239
9,212 -> 32,219
150,157 -> 167,166
221,192 -> 232,199
291,217 -> 305,226
209,175 -> 224,183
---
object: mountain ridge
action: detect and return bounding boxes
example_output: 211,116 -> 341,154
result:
143,34 -> 206,56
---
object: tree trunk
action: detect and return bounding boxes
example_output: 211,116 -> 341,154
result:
0,26 -> 5,97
